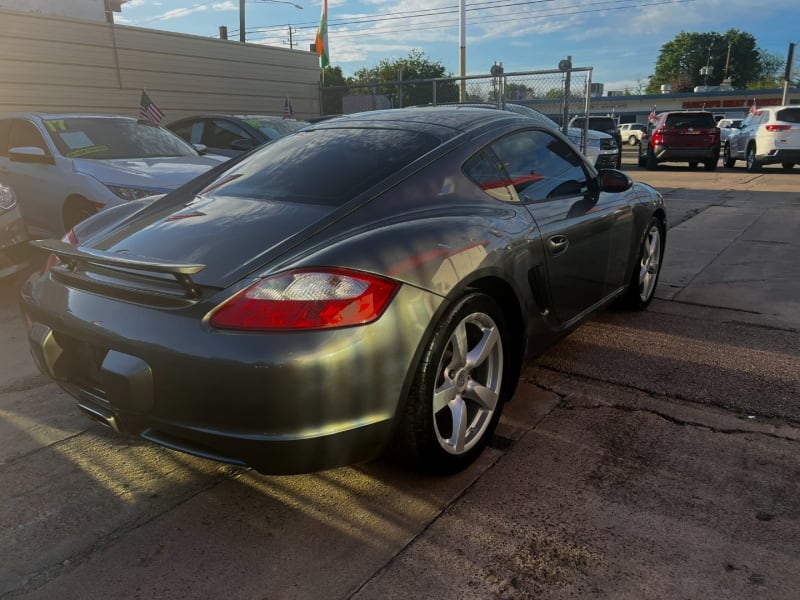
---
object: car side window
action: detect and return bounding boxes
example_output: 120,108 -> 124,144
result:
463,148 -> 515,203
9,120 -> 48,152
210,119 -> 251,149
490,130 -> 589,203
171,120 -> 204,145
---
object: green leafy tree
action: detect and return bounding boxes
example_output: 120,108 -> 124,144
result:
749,50 -> 793,89
647,30 -> 768,93
320,65 -> 348,115
350,49 -> 459,106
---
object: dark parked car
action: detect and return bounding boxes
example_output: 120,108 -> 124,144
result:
166,114 -> 309,157
639,111 -> 720,170
21,107 -> 666,475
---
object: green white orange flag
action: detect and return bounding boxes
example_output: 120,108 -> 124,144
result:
315,0 -> 329,68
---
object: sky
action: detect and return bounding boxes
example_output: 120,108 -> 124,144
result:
115,0 -> 799,93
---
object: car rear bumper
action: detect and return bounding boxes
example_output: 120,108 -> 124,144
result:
21,277 -> 441,474
653,145 -> 719,161
759,148 -> 800,164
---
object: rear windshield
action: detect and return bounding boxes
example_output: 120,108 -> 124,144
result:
573,117 -> 616,133
664,113 -> 716,128
776,108 -> 800,124
201,127 -> 441,206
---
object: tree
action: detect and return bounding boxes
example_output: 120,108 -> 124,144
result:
320,65 -> 348,115
749,50 -> 790,89
349,49 -> 459,106
647,30 -> 770,93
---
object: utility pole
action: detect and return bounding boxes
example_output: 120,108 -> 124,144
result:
723,41 -> 732,80
783,42 -> 796,106
239,0 -> 246,42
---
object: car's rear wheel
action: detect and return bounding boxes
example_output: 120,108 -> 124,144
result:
629,135 -> 638,146
688,162 -> 698,169
622,217 -> 664,311
63,197 -> 97,231
637,153 -> 646,167
723,144 -> 736,168
782,162 -> 795,170
703,159 -> 717,171
389,293 -> 508,473
645,147 -> 657,170
746,145 -> 761,172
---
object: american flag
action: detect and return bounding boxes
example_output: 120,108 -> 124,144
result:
648,105 -> 657,122
283,96 -> 295,120
139,90 -> 165,123
749,98 -> 757,115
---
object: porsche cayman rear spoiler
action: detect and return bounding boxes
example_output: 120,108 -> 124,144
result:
32,239 -> 206,298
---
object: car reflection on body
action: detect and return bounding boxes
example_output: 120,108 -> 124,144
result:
0,113 -> 224,237
0,180 -> 30,278
20,107 -> 666,475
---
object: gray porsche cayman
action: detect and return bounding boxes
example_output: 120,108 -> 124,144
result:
20,107 -> 666,475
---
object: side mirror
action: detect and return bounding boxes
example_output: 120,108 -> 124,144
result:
9,146 -> 54,164
192,143 -> 208,155
597,169 -> 633,194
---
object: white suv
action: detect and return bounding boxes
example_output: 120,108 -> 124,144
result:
619,123 -> 646,145
723,106 -> 800,172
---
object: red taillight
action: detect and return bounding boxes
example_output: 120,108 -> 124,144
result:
765,124 -> 791,132
41,229 -> 78,274
209,268 -> 400,331
652,129 -> 664,144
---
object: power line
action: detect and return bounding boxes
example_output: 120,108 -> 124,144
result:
237,0 -> 698,45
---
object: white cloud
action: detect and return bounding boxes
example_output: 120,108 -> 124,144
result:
158,5 -> 209,20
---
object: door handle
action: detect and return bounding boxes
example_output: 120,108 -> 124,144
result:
547,235 -> 569,255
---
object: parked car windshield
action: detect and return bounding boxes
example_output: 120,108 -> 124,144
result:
240,117 -> 309,139
776,108 -> 800,123
43,117 -> 198,159
202,127 -> 441,206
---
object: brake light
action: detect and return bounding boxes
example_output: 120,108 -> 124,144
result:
765,124 -> 791,132
651,129 -> 664,145
209,268 -> 400,331
41,229 -> 78,274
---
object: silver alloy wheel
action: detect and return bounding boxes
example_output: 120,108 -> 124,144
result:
432,311 -> 503,455
638,224 -> 662,302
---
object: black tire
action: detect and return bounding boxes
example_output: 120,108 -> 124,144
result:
703,159 -> 717,171
645,146 -> 658,170
628,135 -> 638,146
746,145 -> 761,173
782,162 -> 795,170
688,162 -> 698,169
622,217 -> 664,311
723,144 -> 736,168
63,197 -> 97,231
637,153 -> 646,168
388,292 -> 509,473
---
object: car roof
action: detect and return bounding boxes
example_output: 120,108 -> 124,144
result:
1,112 -> 142,120
311,106 -> 529,135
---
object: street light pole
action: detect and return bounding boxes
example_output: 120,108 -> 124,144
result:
239,0 -> 304,43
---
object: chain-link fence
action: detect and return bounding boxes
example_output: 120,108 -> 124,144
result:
321,66 -> 593,133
